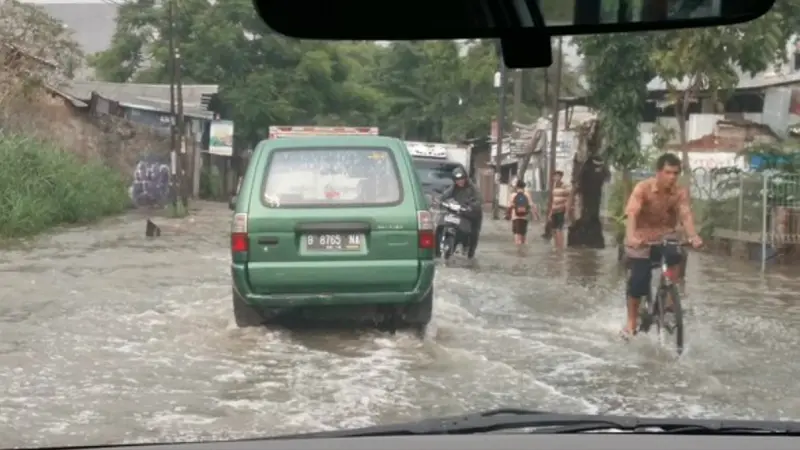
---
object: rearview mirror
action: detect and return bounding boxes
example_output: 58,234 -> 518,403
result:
253,0 -> 773,40
229,195 -> 237,211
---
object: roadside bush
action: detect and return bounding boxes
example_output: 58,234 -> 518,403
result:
606,173 -> 628,244
0,133 -> 131,237
200,163 -> 224,200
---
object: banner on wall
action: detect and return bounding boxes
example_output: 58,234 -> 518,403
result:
209,120 -> 234,156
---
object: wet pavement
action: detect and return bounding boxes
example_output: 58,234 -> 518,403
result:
2,201 -> 800,448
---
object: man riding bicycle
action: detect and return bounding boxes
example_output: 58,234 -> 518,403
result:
622,153 -> 702,339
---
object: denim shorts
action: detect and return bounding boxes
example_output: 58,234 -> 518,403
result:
626,244 -> 683,298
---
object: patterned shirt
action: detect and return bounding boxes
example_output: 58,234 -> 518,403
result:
624,177 -> 692,244
551,182 -> 570,213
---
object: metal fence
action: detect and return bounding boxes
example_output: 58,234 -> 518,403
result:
601,169 -> 800,271
693,168 -> 800,271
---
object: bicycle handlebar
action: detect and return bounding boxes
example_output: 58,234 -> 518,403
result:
636,239 -> 705,251
643,239 -> 691,246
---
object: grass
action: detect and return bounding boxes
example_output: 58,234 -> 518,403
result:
200,164 -> 224,200
167,199 -> 189,218
0,132 -> 131,238
605,174 -> 629,244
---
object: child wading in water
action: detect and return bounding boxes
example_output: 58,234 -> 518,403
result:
506,180 -> 538,247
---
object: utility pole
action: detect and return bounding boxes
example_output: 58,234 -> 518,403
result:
542,37 -> 563,240
512,69 -> 523,123
492,45 -> 508,220
168,0 -> 187,208
168,0 -> 179,209
542,64 -> 549,179
548,37 -> 563,189
176,45 -> 187,207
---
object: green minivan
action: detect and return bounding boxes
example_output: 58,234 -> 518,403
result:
229,135 -> 436,332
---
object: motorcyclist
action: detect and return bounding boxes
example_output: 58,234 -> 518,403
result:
439,167 -> 482,258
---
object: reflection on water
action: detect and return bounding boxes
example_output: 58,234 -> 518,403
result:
566,249 -> 602,285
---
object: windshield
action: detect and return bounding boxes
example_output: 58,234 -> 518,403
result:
262,148 -> 402,206
3,0 -> 797,447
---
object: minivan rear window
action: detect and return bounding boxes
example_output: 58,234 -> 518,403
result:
262,147 -> 402,207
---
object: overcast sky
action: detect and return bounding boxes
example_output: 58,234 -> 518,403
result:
21,0 -> 109,3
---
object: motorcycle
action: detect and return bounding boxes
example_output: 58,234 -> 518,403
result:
438,198 -> 474,261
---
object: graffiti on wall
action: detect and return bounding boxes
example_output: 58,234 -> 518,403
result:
130,155 -> 171,207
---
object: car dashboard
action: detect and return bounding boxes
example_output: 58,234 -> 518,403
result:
82,433 -> 797,450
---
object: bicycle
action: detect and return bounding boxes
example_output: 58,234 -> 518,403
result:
634,238 -> 688,355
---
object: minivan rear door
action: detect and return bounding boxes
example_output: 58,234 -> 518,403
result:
246,144 -> 421,295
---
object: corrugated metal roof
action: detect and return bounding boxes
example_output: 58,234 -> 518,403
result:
647,71 -> 800,92
564,71 -> 800,106
57,81 -> 219,118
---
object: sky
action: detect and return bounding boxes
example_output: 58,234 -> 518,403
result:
21,0 -> 109,3
20,0 -> 109,3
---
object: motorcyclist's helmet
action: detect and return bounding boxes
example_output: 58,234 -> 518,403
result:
452,167 -> 467,182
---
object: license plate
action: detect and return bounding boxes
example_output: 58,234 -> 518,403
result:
305,233 -> 363,251
444,214 -> 460,224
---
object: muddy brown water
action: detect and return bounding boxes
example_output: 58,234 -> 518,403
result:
2,201 -> 800,448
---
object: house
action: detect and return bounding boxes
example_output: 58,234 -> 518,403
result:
47,81 -> 223,199
484,106 -> 597,209
560,37 -> 800,150
54,81 -> 219,142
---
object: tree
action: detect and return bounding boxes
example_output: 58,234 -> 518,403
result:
88,0 -> 583,149
649,0 -> 800,171
372,41 -> 463,141
569,34 -> 653,248
0,0 -> 82,85
89,0 -> 383,145
571,0 -> 800,250
0,1 -> 82,131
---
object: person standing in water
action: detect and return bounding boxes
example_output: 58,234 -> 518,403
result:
506,180 -> 538,246
546,170 -> 571,249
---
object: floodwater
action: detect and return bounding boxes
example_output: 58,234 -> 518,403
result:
2,201 -> 800,448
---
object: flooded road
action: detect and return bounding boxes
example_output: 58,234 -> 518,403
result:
3,201 -> 800,447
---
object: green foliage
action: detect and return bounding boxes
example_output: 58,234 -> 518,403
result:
576,0 -> 800,175
89,0 -> 582,147
199,164 -> 224,200
646,0 -> 800,169
167,199 -> 188,218
732,142 -> 800,208
577,1 -> 800,249
576,34 -> 654,246
575,34 -> 652,171
650,4 -> 800,90
606,173 -> 629,242
0,133 -> 130,237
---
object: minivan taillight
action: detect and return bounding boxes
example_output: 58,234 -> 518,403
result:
231,213 -> 248,254
417,210 -> 435,249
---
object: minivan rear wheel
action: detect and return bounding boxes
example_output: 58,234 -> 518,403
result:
232,289 -> 264,328
401,290 -> 433,334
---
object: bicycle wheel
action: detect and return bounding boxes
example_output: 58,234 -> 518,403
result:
638,291 -> 655,334
655,283 -> 684,355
